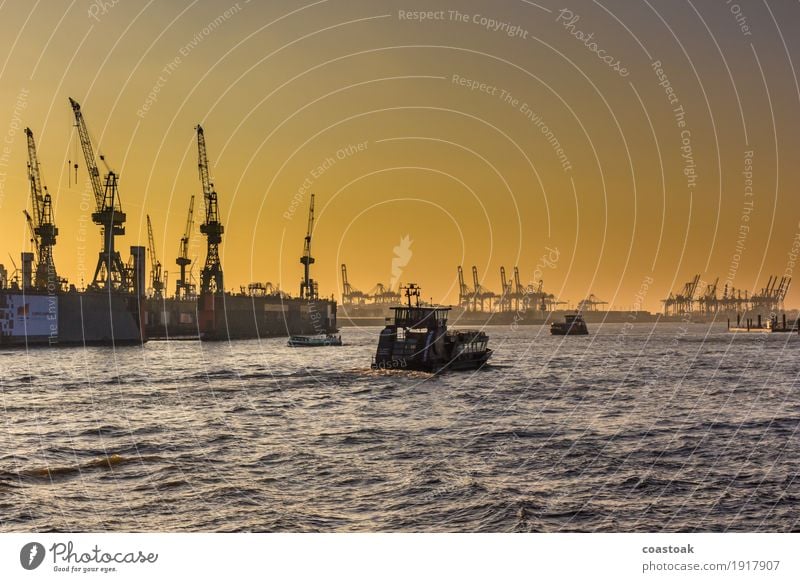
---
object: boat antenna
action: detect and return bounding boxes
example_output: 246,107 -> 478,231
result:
402,283 -> 421,308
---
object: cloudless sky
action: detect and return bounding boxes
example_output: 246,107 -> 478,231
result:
0,0 -> 798,311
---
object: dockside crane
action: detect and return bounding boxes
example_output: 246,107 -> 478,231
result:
341,264 -> 367,304
175,195 -> 195,299
196,125 -> 224,295
24,127 -> 59,290
577,294 -> 609,311
69,98 -> 128,292
499,266 -> 512,312
368,282 -> 401,303
778,277 -> 791,303
23,211 -> 39,257
146,215 -> 163,299
512,267 -> 525,312
457,266 -> 473,310
299,194 -> 317,300
471,266 -> 496,312
698,278 -> 719,314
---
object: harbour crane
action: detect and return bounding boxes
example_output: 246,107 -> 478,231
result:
341,264 -> 366,304
175,195 -> 195,299
457,266 -> 473,310
512,267 -> 525,312
367,282 -> 401,303
499,266 -> 513,312
23,211 -> 39,256
299,194 -> 317,300
471,266 -> 496,312
146,215 -> 163,299
69,97 -> 128,291
698,278 -> 719,314
24,127 -> 58,290
577,294 -> 609,311
196,125 -> 224,295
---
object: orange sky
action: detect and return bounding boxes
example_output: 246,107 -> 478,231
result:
1,0 -> 799,311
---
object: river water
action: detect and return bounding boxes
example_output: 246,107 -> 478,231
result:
1,323 -> 798,531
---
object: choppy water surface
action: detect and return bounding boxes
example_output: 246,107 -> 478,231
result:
1,323 -> 798,532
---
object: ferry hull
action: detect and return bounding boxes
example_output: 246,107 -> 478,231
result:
0,290 -> 144,346
145,294 -> 338,341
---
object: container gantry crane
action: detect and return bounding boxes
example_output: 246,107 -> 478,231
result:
69,98 -> 128,292
577,294 -> 609,311
512,267 -> 525,312
175,195 -> 195,299
299,193 -> 317,300
146,215 -> 163,299
367,282 -> 401,303
471,266 -> 496,312
498,266 -> 513,312
341,264 -> 366,304
196,125 -> 224,295
24,127 -> 58,290
457,266 -> 473,310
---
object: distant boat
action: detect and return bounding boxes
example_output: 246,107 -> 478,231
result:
728,313 -> 798,334
550,312 -> 589,335
371,283 -> 492,372
287,333 -> 342,347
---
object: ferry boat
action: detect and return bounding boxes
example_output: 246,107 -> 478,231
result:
371,284 -> 491,372
287,333 -> 342,347
550,312 -> 589,335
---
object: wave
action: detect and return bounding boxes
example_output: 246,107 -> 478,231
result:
2,453 -> 163,483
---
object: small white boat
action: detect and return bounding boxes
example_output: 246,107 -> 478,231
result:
287,333 -> 342,347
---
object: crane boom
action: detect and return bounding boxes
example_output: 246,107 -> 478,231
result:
25,128 -> 44,222
68,98 -> 105,211
341,264 -> 351,297
500,266 -> 511,312
457,266 -> 472,310
197,127 -> 212,200
23,210 -> 40,256
180,195 -> 195,260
